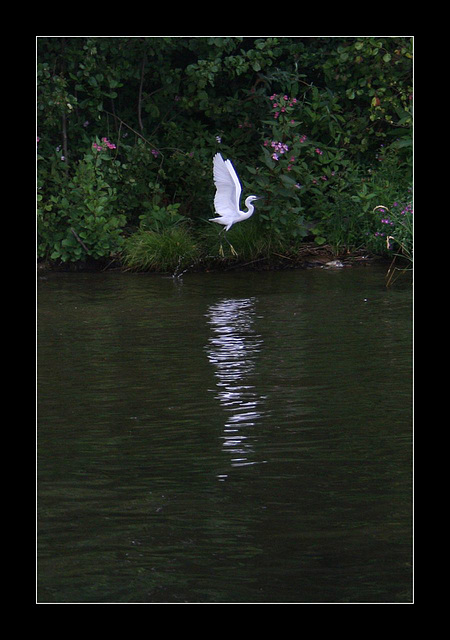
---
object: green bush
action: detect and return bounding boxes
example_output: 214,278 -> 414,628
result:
138,203 -> 187,233
37,137 -> 126,262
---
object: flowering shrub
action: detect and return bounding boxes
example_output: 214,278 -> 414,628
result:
249,93 -> 356,242
38,137 -> 126,262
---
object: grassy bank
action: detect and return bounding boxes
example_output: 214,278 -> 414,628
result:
119,191 -> 412,276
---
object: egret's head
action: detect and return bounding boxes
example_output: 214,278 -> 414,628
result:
247,195 -> 262,203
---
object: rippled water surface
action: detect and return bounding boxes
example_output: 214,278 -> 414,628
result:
37,266 -> 412,603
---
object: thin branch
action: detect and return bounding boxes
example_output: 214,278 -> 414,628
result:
70,228 -> 89,254
60,37 -> 69,165
138,54 -> 147,133
61,112 -> 69,163
102,109 -> 161,155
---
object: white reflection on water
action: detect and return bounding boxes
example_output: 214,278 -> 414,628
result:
205,298 -> 266,476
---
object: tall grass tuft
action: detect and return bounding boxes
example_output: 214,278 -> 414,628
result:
200,219 -> 286,262
122,227 -> 199,273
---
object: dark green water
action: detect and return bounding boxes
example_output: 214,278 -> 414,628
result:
37,266 -> 412,603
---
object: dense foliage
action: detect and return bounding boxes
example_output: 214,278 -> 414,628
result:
37,36 -> 413,269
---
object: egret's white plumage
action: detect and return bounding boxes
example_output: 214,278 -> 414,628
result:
209,153 -> 260,231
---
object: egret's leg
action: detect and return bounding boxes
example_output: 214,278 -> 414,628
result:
223,230 -> 237,256
228,240 -> 238,256
216,228 -> 224,257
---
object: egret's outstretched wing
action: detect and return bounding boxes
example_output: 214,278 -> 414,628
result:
213,153 -> 242,217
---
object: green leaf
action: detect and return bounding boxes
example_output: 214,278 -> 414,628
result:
392,138 -> 412,149
280,174 -> 297,186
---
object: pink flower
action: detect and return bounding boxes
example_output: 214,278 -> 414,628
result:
271,141 -> 289,154
99,137 -> 116,150
94,137 -> 116,151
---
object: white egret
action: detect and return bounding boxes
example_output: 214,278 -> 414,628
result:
209,153 -> 261,254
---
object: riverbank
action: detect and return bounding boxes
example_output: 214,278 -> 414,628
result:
38,243 -> 386,275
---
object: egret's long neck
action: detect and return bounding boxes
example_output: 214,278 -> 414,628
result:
241,197 -> 255,219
